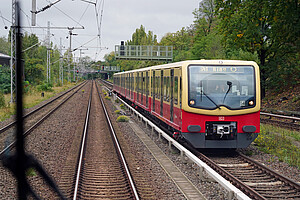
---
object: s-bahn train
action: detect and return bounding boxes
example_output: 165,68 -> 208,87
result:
113,60 -> 260,148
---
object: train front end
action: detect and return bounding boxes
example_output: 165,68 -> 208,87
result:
181,60 -> 260,148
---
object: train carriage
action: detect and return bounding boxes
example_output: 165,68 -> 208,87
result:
113,60 -> 260,148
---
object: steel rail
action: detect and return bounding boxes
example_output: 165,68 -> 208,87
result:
0,82 -> 87,157
260,112 -> 300,122
72,81 -> 93,200
0,81 -> 87,134
239,153 -> 300,190
103,86 -> 250,200
96,81 -> 140,200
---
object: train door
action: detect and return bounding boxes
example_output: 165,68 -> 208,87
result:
152,70 -> 155,112
121,74 -> 123,95
160,70 -> 163,116
125,74 -> 127,97
141,72 -> 144,105
137,72 -> 139,103
146,71 -> 149,108
133,72 -> 137,103
130,73 -> 134,99
170,69 -> 174,122
163,69 -> 171,119
173,68 -> 181,127
127,73 -> 131,99
154,70 -> 161,114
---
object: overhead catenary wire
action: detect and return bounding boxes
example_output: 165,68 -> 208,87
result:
93,0 -> 105,60
20,8 -> 33,34
0,11 -> 10,25
45,0 -> 84,29
1,0 -> 106,62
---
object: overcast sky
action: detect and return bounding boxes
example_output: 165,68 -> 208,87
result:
0,0 -> 200,61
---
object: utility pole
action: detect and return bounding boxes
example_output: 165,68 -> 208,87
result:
10,0 -> 17,103
47,21 -> 51,83
67,29 -> 78,82
73,59 -> 76,82
59,37 -> 63,85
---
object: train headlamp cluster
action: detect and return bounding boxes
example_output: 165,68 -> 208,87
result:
248,100 -> 254,106
189,100 -> 195,105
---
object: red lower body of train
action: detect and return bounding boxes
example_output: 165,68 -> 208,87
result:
113,86 -> 259,149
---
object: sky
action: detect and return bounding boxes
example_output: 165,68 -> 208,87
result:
0,0 -> 200,61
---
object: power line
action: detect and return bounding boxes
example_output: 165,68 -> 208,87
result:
0,11 -> 10,25
45,0 -> 84,28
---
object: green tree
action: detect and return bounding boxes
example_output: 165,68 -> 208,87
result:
25,58 -> 45,84
0,36 -> 10,54
191,0 -> 225,60
215,0 -> 300,94
0,65 -> 10,93
193,0 -> 216,36
128,25 -> 158,45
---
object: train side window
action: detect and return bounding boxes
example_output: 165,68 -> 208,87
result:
156,76 -> 159,99
135,74 -> 137,92
154,76 -> 157,98
163,77 -> 167,101
180,77 -> 182,108
166,76 -> 170,102
174,76 -> 178,105
146,72 -> 149,96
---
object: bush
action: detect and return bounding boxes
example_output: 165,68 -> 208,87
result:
114,110 -> 121,114
0,91 -> 5,108
116,115 -> 129,122
37,82 -> 53,92
23,81 -> 31,94
120,103 -> 125,109
104,96 -> 111,100
115,99 -> 120,103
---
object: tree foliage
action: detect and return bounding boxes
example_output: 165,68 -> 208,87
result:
0,37 -> 10,54
104,1 -> 299,95
127,25 -> 158,45
0,65 -> 10,93
215,0 -> 300,93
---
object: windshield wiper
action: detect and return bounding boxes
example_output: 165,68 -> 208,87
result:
223,81 -> 232,103
200,88 -> 221,109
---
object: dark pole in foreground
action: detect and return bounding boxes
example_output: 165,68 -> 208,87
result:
14,2 -> 27,199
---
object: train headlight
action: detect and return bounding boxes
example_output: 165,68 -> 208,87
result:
248,100 -> 254,106
189,100 -> 195,105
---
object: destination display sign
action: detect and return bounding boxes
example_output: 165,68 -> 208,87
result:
189,66 -> 254,74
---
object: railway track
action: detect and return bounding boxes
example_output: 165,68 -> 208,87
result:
100,79 -> 300,199
0,81 -> 86,157
196,150 -> 300,200
260,112 -> 300,131
72,80 -> 139,199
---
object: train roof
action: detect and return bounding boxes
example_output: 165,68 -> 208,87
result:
114,60 -> 258,75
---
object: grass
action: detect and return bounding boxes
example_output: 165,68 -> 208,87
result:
26,168 -> 37,177
254,124 -> 300,168
104,96 -> 111,100
116,115 -> 129,122
120,103 -> 125,110
114,110 -> 121,114
0,82 -> 77,121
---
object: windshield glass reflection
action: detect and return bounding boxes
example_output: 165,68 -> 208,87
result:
188,65 -> 255,110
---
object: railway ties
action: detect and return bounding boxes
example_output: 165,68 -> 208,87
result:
72,80 -> 139,199
0,81 -> 87,157
209,153 -> 300,199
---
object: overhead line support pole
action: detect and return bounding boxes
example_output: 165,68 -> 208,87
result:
10,0 -> 17,103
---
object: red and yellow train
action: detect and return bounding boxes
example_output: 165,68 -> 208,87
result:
113,60 -> 260,148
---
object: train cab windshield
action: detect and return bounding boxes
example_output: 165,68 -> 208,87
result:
188,65 -> 256,110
